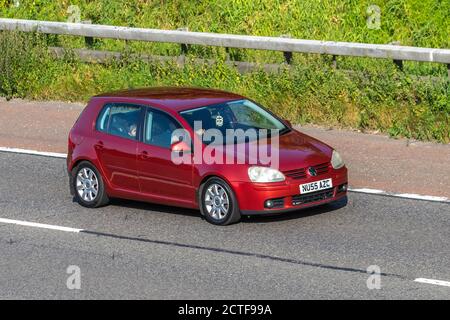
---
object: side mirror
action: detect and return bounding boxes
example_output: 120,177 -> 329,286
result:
283,119 -> 292,128
171,140 -> 191,155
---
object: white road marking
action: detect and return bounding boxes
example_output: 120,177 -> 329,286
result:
349,188 -> 450,203
0,147 -> 66,158
0,146 -> 449,203
0,218 -> 83,233
414,278 -> 450,287
348,188 -> 384,194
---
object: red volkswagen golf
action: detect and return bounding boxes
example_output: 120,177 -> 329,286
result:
68,87 -> 347,225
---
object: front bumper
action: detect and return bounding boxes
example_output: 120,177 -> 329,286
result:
231,167 -> 348,215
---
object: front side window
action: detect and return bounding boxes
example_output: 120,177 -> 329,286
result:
144,110 -> 181,148
96,104 -> 141,140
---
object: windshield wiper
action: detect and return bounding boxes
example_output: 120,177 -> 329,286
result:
279,127 -> 291,135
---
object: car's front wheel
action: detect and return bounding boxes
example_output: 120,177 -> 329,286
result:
72,161 -> 109,208
199,177 -> 241,226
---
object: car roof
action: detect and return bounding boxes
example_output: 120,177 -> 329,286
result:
94,87 -> 244,112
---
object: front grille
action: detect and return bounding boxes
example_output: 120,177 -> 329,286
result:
283,168 -> 307,180
312,162 -> 329,175
292,188 -> 334,206
283,162 -> 330,180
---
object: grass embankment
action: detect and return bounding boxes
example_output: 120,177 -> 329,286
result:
0,1 -> 448,142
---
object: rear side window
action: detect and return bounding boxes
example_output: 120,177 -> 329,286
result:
96,104 -> 141,140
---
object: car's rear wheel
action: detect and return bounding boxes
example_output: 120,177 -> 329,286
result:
72,161 -> 109,208
199,177 -> 241,225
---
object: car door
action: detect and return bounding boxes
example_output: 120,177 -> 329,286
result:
94,103 -> 142,192
136,107 -> 195,206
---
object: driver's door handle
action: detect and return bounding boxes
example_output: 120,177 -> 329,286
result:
140,150 -> 150,159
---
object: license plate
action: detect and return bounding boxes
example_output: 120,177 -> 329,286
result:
299,178 -> 333,194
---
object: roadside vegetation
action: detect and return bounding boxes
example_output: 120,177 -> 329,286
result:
0,1 -> 448,142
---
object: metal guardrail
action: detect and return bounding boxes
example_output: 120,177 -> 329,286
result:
1,18 -> 449,72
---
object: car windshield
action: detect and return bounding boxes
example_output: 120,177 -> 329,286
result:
179,99 -> 289,145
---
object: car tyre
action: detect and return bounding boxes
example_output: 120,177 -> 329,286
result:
72,161 -> 109,208
199,177 -> 241,226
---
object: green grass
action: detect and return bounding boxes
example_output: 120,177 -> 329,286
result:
0,1 -> 448,142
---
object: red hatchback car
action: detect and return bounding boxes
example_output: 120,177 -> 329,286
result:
68,87 -> 347,225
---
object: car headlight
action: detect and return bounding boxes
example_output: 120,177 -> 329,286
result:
248,166 -> 285,183
331,150 -> 345,169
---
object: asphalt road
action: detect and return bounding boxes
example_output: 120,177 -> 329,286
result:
0,152 -> 449,299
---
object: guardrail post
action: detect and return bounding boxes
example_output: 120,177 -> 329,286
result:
447,64 -> 450,78
44,33 -> 59,47
394,59 -> 404,71
225,47 -> 231,61
82,20 -> 94,48
332,55 -> 337,69
177,27 -> 189,55
280,34 -> 293,64
389,41 -> 403,71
